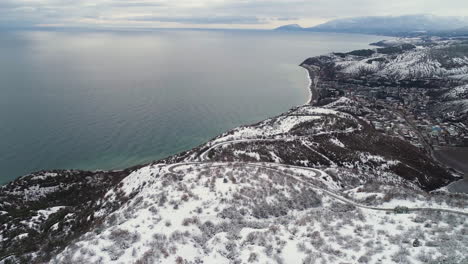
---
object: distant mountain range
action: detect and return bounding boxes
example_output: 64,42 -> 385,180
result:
274,24 -> 304,31
276,14 -> 468,36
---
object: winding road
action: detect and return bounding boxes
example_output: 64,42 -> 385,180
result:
395,109 -> 435,158
160,112 -> 468,217
198,137 -> 310,161
160,63 -> 468,216
165,140 -> 468,216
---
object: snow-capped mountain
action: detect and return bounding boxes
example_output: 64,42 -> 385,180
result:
276,15 -> 468,35
432,84 -> 468,122
312,15 -> 468,33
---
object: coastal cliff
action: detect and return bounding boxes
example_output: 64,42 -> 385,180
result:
1,38 -> 467,264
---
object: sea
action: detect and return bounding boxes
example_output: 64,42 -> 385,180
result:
0,29 -> 384,184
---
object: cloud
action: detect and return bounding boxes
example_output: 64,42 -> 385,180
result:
126,15 -> 265,25
0,0 -> 467,29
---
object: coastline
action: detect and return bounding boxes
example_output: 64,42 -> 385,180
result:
434,146 -> 468,194
301,66 -> 319,105
433,146 -> 468,173
3,39 -> 461,191
303,68 -> 313,105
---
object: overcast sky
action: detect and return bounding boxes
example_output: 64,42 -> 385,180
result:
1,0 -> 468,29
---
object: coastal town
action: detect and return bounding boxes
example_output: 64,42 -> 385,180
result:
315,80 -> 468,151
304,43 -> 468,152
342,83 -> 468,149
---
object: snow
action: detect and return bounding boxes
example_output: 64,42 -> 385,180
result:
213,115 -> 322,143
9,37 -> 468,263
37,206 -> 65,217
15,233 -> 29,240
20,206 -> 66,229
330,138 -> 345,148
442,84 -> 468,100
329,43 -> 468,80
269,152 -> 283,163
30,172 -> 58,181
9,184 -> 60,201
233,150 -> 261,161
293,106 -> 340,116
372,38 -> 426,47
449,73 -> 468,81
48,159 -> 468,263
382,199 -> 468,214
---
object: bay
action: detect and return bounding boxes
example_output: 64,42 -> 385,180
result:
0,29 -> 383,183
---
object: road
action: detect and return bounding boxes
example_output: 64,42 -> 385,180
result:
162,111 -> 468,216
198,128 -> 360,162
166,161 -> 468,216
198,137 -> 311,161
375,102 -> 435,158
395,110 -> 436,158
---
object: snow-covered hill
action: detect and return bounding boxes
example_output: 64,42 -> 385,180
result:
2,97 -> 464,263
319,43 -> 468,80
301,38 -> 468,123
194,99 -> 455,191
1,38 -> 467,263
441,84 -> 468,100
49,162 -> 467,264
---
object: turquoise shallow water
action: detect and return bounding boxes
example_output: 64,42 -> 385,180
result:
0,29 -> 384,184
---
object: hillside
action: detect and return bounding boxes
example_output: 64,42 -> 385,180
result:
1,38 -> 468,263
301,38 -> 468,124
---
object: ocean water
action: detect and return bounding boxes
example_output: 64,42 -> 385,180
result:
0,29 -> 383,183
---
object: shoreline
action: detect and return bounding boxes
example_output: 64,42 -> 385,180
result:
433,146 -> 468,193
433,146 -> 468,173
4,39 -> 462,193
301,66 -> 319,105
303,68 -> 313,105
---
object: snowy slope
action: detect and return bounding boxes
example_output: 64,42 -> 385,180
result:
333,45 -> 468,80
1,97 -> 462,263
441,84 -> 468,100
301,38 -> 468,123
50,162 -> 467,264
194,99 -> 456,191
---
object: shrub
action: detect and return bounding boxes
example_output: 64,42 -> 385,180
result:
358,255 -> 369,263
391,247 -> 409,263
176,256 -> 184,264
394,206 -> 409,214
182,217 -> 199,226
248,252 -> 257,262
181,194 -> 189,202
